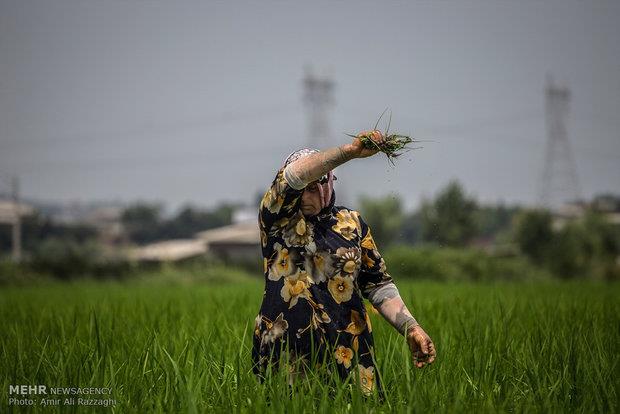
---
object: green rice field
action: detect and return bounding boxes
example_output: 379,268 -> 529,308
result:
1,277 -> 618,413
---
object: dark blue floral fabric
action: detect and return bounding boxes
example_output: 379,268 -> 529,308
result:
252,166 -> 395,395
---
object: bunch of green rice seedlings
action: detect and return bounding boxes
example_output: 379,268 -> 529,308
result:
347,109 -> 419,165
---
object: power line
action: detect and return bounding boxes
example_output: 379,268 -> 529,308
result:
2,101 -> 300,147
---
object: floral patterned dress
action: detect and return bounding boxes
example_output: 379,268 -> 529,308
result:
252,166 -> 395,395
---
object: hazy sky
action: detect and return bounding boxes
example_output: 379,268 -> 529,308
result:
1,0 -> 619,213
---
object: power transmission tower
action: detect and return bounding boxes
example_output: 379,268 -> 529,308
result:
303,68 -> 335,149
301,68 -> 349,204
538,76 -> 582,208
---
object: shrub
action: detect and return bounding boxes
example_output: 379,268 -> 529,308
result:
383,245 -> 548,282
30,238 -> 134,280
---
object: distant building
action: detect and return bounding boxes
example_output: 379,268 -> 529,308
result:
196,221 -> 261,263
552,196 -> 620,229
128,238 -> 207,263
0,200 -> 35,260
0,200 -> 35,224
35,200 -> 127,245
129,220 -> 261,264
591,194 -> 620,225
80,206 -> 126,245
552,200 -> 588,230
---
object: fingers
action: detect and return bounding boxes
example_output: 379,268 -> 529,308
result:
413,350 -> 427,368
427,341 -> 436,364
357,130 -> 384,142
420,338 -> 430,355
412,337 -> 436,368
369,130 -> 384,144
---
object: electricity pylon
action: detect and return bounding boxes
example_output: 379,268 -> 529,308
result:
538,76 -> 582,207
303,68 -> 334,150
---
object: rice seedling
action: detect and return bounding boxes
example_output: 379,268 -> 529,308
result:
347,109 -> 420,165
0,275 -> 617,413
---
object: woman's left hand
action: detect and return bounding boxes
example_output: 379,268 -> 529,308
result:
406,325 -> 436,368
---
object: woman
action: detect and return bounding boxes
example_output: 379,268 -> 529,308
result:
252,131 -> 436,395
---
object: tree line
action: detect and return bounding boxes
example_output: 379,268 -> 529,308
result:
358,181 -> 620,280
1,183 -> 618,281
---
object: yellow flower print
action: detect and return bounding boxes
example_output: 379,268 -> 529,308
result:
261,186 -> 284,214
328,274 -> 354,304
296,301 -> 331,339
334,247 -> 361,278
361,229 -> 378,250
260,229 -> 267,248
350,210 -> 363,235
344,310 -> 367,336
365,311 -> 373,333
273,217 -> 290,231
312,306 -> 331,326
280,270 -> 312,309
362,250 -> 375,268
268,216 -> 291,238
268,242 -> 296,281
303,242 -> 333,283
284,213 -> 314,247
254,314 -> 262,337
332,209 -> 359,240
263,258 -> 268,273
261,169 -> 300,215
260,313 -> 289,347
365,303 -> 380,316
358,365 -> 375,395
378,256 -> 387,273
282,195 -> 301,213
334,345 -> 354,369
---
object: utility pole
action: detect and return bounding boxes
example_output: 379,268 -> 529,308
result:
303,68 -> 335,149
12,176 -> 22,262
538,76 -> 582,208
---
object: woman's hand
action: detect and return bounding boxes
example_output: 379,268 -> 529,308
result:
406,325 -> 436,368
344,130 -> 384,159
374,295 -> 435,368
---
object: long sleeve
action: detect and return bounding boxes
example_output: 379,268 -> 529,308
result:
356,214 -> 400,306
259,166 -> 305,233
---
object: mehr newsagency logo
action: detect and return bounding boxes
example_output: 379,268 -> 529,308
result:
8,385 -> 116,408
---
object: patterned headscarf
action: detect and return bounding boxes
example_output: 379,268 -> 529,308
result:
283,148 -> 335,210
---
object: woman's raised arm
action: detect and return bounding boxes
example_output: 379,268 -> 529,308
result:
283,131 -> 384,190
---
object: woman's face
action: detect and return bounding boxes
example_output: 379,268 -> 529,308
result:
301,181 -> 323,217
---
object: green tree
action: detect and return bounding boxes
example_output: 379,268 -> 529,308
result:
474,204 -> 521,239
358,195 -> 404,249
121,202 -> 164,244
548,212 -> 620,280
401,211 -> 423,245
512,209 -> 553,264
420,181 -> 477,247
30,237 -> 102,279
162,203 -> 236,239
0,212 -> 97,254
513,209 -> 619,279
546,221 -> 588,278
